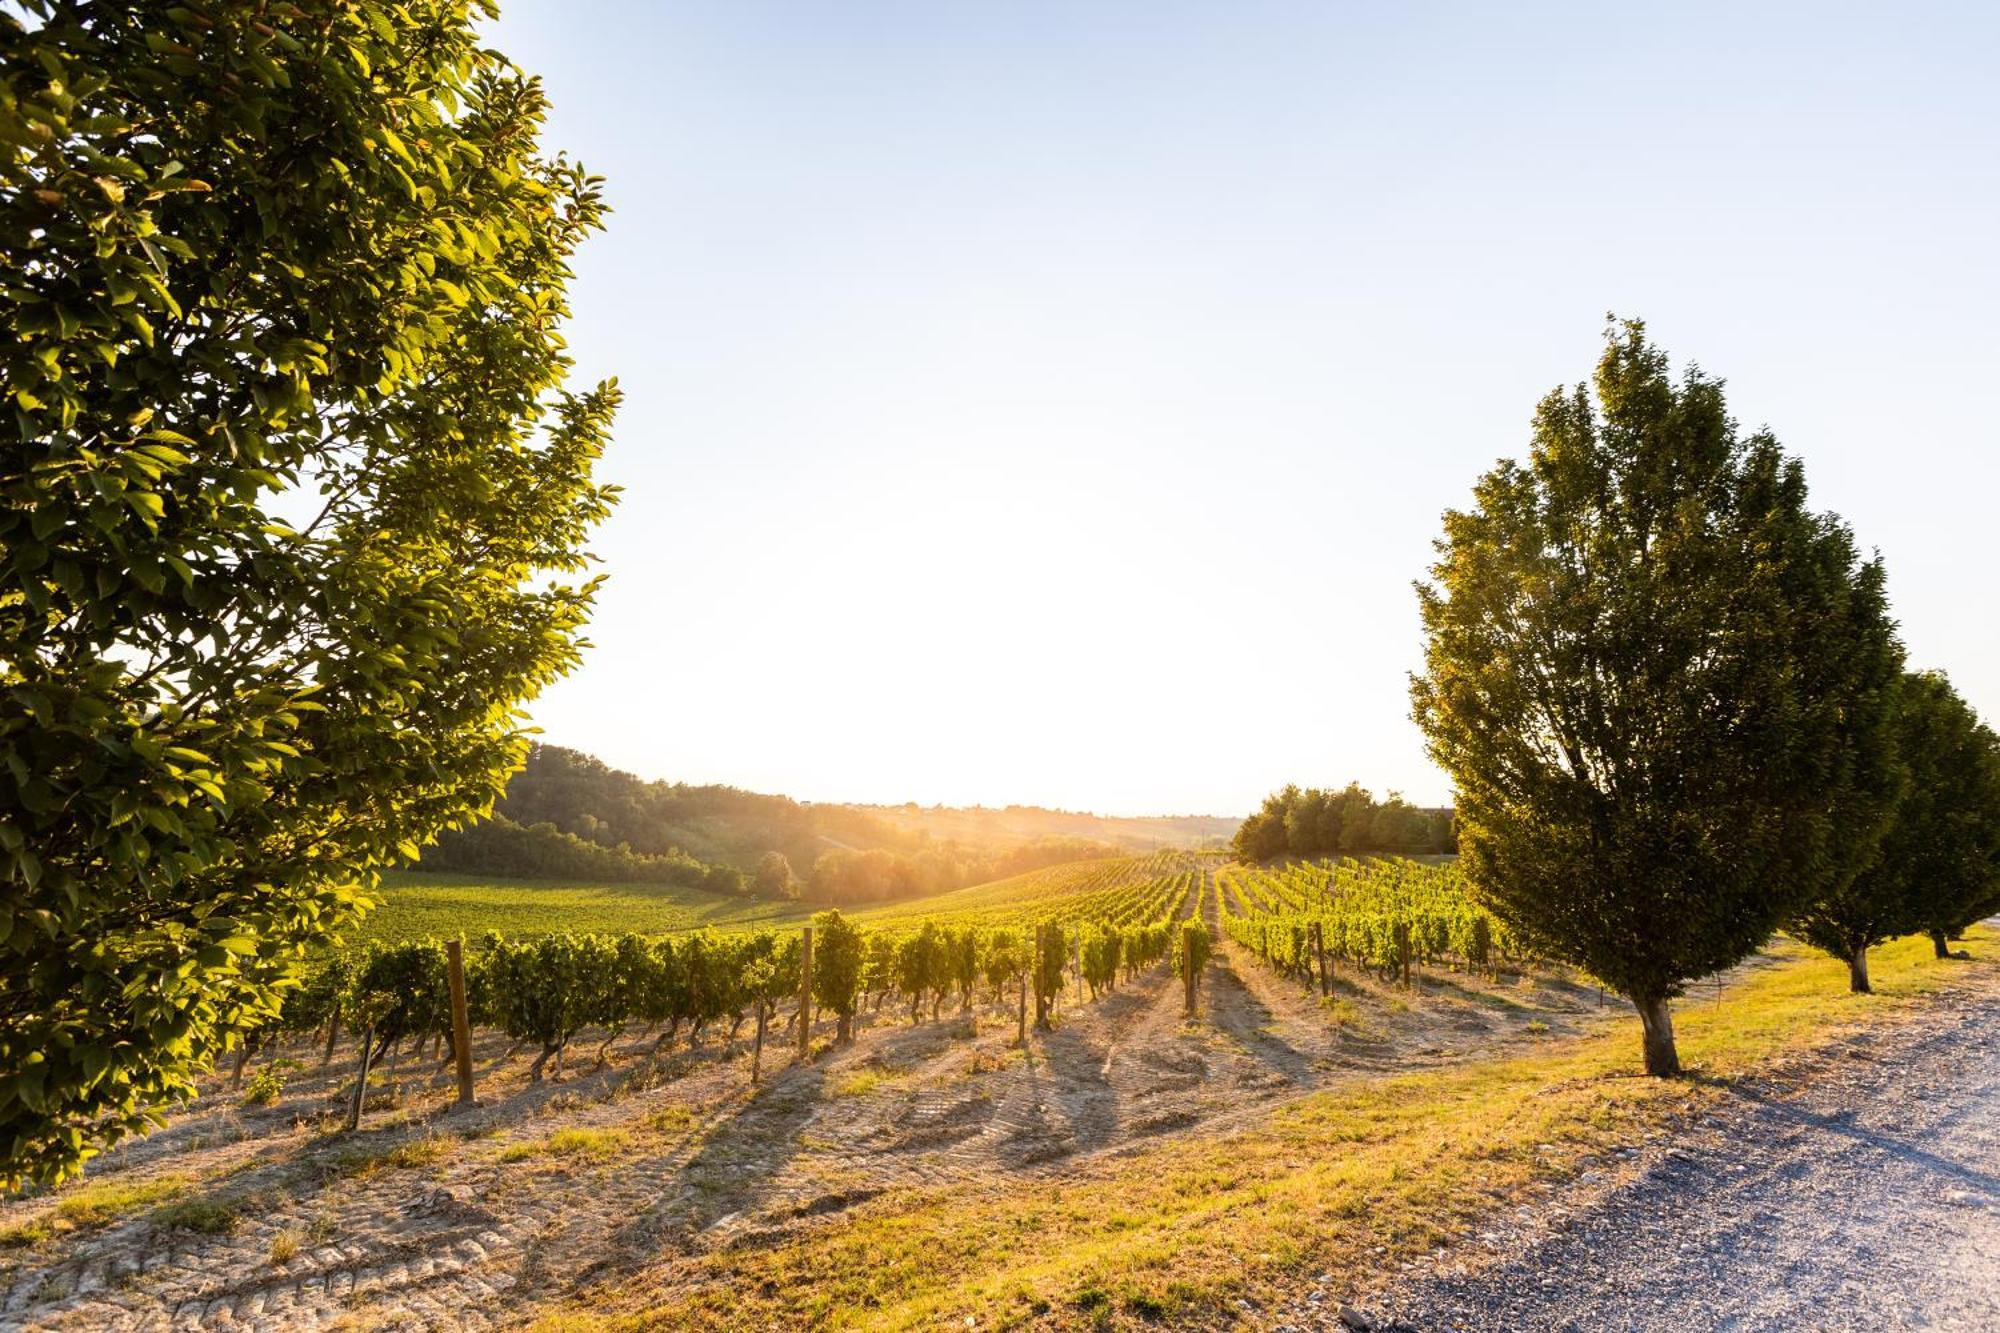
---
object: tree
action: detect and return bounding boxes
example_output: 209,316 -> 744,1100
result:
810,910 -> 864,1044
753,851 -> 798,899
1411,320 -> 1902,1076
0,4 -> 614,1185
1798,672 -> 2000,972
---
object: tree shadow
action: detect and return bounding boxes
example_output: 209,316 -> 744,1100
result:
1695,1074 -> 2000,1197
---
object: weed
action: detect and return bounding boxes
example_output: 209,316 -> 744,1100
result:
152,1197 -> 239,1236
382,1137 -> 450,1170
547,1128 -> 629,1161
0,1219 -> 52,1248
241,1058 -> 303,1107
269,1229 -> 302,1265
831,1068 -> 892,1098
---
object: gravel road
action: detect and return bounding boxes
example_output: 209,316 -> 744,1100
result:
1316,984 -> 2000,1333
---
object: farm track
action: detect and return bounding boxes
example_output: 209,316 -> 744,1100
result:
1311,961 -> 2000,1333
0,876 -> 1623,1332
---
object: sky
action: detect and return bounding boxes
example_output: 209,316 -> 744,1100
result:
485,1 -> 2000,816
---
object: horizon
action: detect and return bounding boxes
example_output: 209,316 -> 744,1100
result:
495,1 -> 2000,813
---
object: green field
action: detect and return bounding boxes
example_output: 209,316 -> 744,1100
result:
356,871 -> 812,944
358,854 -> 1207,946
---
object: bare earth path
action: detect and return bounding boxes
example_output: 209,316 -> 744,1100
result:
1311,976 -> 2000,1333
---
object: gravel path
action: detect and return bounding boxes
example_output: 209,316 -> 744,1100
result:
1324,984 -> 2000,1333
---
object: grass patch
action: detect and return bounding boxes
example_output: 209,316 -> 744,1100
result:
647,1105 -> 698,1134
269,1229 -> 302,1265
501,1127 -> 631,1164
25,1174 -> 193,1234
0,1219 -> 52,1248
382,1137 -> 452,1170
151,1197 -> 239,1236
831,1067 -> 896,1098
569,927 -> 1990,1330
548,1128 -> 629,1160
1319,996 -> 1362,1027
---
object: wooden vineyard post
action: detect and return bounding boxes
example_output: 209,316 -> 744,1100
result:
1394,922 -> 1412,987
1016,970 -> 1028,1045
446,939 -> 477,1108
1072,936 -> 1083,1004
752,1000 -> 768,1084
1182,939 -> 1196,1017
344,1026 -> 374,1132
321,1002 -> 341,1067
1311,920 -> 1329,996
797,925 -> 814,1057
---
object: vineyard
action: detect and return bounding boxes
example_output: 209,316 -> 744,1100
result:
355,871 -> 807,944
274,854 -> 1209,1114
1216,856 -> 1529,989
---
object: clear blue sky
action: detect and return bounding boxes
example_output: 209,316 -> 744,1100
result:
489,1 -> 2000,816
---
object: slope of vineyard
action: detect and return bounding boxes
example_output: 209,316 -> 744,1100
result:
8,849 -> 1976,1333
1218,855 -> 1525,986
359,871 -> 812,943
363,854 -> 1205,945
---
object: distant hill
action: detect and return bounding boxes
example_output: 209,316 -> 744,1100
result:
836,802 -> 1238,854
414,745 -> 1238,905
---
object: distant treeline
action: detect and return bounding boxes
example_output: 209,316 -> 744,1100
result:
1233,784 -> 1456,861
413,745 -> 1125,904
420,815 -> 747,895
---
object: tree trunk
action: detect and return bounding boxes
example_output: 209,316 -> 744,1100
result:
230,1043 -> 249,1090
528,1042 -> 557,1082
1633,995 -> 1680,1077
1848,945 -> 1872,994
1931,929 -> 1951,959
322,1004 -> 341,1067
837,1011 -> 852,1045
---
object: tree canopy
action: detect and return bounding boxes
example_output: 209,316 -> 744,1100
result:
1232,783 -> 1455,862
0,1 -> 614,1184
1411,320 -> 1902,1075
1792,671 -> 2000,971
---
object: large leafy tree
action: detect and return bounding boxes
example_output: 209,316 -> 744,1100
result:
1411,321 -> 1901,1076
1887,675 -> 2000,958
0,1 -> 615,1184
1789,672 -> 2000,988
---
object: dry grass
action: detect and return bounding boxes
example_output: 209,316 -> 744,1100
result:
571,927 -> 1991,1330
269,1229 -> 303,1265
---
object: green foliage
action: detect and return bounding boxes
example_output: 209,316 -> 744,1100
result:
1175,920 -> 1212,975
1220,859 -> 1517,984
1234,784 -> 1455,861
0,2 -> 614,1184
1791,671 -> 2000,975
357,870 -> 801,945
1033,923 -> 1068,1013
480,934 -> 597,1078
810,910 -> 865,1042
240,1058 -> 299,1108
1082,925 -> 1121,999
1410,320 -> 1902,1073
753,851 -> 798,899
418,815 -> 727,889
